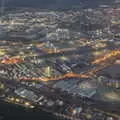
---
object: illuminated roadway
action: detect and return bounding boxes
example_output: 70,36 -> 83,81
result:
19,49 -> 120,82
92,49 -> 120,64
1,48 -> 120,82
19,62 -> 112,82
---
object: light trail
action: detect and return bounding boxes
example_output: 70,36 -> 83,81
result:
9,49 -> 120,81
92,49 -> 120,64
19,62 -> 112,82
0,57 -> 24,64
19,49 -> 118,82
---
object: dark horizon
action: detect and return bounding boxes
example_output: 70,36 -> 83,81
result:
1,0 -> 114,10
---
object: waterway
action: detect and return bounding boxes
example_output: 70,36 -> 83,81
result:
0,101 -> 57,120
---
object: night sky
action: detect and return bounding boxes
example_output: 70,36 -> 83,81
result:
0,0 -> 114,10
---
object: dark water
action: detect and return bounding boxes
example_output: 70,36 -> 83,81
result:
0,101 -> 57,120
